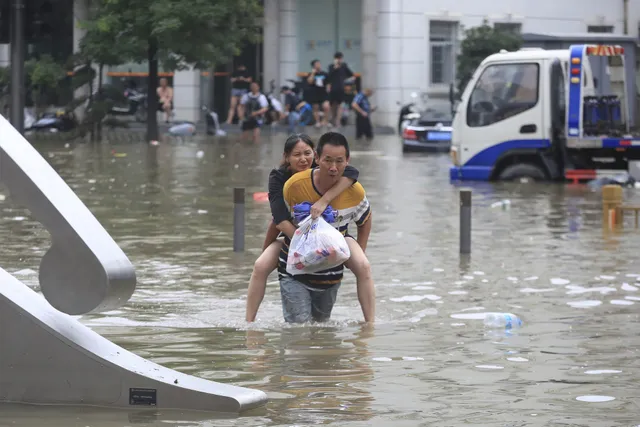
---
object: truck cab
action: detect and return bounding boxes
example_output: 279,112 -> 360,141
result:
449,44 -> 637,182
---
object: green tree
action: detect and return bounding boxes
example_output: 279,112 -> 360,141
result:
84,0 -> 262,141
25,55 -> 67,115
75,0 -> 139,141
456,24 -> 522,94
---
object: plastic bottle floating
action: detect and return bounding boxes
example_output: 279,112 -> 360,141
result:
484,313 -> 523,329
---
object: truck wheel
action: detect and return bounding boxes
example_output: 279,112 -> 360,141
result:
498,163 -> 546,182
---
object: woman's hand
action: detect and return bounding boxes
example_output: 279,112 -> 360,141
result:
310,199 -> 329,219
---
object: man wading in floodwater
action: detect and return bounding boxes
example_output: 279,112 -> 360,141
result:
278,132 -> 372,323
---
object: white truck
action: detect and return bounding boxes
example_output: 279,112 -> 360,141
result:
449,44 -> 640,183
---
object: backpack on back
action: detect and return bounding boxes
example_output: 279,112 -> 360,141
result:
245,95 -> 262,116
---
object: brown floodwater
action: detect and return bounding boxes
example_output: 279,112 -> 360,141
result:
1,132 -> 640,426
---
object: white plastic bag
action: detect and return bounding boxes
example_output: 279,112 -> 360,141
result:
286,216 -> 351,275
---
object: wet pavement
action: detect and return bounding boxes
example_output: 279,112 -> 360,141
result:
1,132 -> 640,426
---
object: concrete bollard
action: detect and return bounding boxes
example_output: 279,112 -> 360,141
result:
233,187 -> 245,252
460,189 -> 471,254
602,184 -> 623,229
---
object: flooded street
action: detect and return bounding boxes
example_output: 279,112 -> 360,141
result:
1,132 -> 640,426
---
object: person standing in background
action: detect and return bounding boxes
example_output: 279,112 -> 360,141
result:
306,59 -> 330,128
239,82 -> 269,144
351,88 -> 376,140
156,78 -> 174,123
327,52 -> 354,127
226,64 -> 252,125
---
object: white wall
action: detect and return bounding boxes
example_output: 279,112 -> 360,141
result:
374,0 -> 640,128
279,0 -> 299,87
0,45 -> 9,67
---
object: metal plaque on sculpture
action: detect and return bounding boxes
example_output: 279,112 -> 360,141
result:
129,388 -> 157,406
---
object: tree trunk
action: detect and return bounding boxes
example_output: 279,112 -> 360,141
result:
96,63 -> 103,141
146,37 -> 159,142
88,62 -> 95,142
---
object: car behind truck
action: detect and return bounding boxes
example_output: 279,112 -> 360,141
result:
449,44 -> 640,183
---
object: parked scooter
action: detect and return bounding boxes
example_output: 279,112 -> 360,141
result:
397,92 -> 421,135
26,109 -> 78,134
167,105 -> 226,137
110,87 -> 148,122
204,105 -> 226,136
286,77 -> 306,99
263,79 -> 284,126
24,108 -> 36,130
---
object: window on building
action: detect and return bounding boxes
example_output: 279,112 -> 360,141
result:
466,63 -> 539,127
429,21 -> 458,85
587,25 -> 614,33
494,22 -> 522,34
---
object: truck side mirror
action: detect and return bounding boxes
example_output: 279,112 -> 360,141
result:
449,83 -> 455,105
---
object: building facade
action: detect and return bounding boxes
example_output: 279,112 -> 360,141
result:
264,0 -> 640,127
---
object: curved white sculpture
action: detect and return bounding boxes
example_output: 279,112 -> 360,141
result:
0,115 -> 268,412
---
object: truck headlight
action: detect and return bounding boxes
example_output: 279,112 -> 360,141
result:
450,146 -> 458,165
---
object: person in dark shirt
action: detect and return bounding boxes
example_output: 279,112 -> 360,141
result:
245,133 -> 375,323
351,88 -> 376,140
327,52 -> 355,127
239,82 -> 270,144
226,63 -> 252,125
281,86 -> 309,134
305,59 -> 330,128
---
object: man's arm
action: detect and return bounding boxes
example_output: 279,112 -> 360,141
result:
356,215 -> 372,252
352,188 -> 372,251
310,176 -> 355,219
345,65 -> 354,79
307,70 -> 316,84
351,102 -> 367,116
351,95 -> 367,116
253,107 -> 269,116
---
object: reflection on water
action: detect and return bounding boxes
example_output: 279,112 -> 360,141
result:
1,134 -> 640,426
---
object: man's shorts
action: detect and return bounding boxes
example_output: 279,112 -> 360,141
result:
279,275 -> 341,323
329,90 -> 345,105
231,88 -> 248,98
241,116 -> 262,131
306,90 -> 327,106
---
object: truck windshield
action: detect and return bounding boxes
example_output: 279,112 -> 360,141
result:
466,63 -> 539,127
